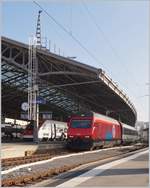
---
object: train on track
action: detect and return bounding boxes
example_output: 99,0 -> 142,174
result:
67,111 -> 138,150
1,123 -> 24,139
22,120 -> 67,141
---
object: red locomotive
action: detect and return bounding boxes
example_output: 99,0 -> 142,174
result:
67,111 -> 138,150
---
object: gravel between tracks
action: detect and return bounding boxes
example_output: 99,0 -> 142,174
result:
2,145 -> 146,186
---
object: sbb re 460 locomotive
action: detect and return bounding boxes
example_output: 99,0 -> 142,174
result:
67,112 -> 138,150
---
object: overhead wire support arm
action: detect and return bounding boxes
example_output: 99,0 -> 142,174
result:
36,10 -> 42,48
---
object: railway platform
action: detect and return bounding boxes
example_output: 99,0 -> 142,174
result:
1,141 -> 66,159
2,145 -> 147,186
38,148 -> 149,187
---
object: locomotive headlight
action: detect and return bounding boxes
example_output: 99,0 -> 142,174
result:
85,135 -> 90,138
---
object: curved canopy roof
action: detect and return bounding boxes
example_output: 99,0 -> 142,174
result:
2,37 -> 137,126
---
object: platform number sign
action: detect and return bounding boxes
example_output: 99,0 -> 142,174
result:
112,124 -> 116,138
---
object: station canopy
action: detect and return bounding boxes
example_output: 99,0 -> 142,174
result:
2,37 -> 137,126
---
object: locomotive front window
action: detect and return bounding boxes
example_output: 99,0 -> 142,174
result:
71,120 -> 91,128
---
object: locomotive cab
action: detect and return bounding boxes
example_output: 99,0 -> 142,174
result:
67,117 -> 94,150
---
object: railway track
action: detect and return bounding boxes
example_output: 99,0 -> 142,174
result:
2,164 -> 75,187
1,144 -> 147,187
2,148 -> 71,170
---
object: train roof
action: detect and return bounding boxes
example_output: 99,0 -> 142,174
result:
72,111 -> 119,124
93,112 -> 119,124
121,123 -> 136,131
72,112 -> 136,129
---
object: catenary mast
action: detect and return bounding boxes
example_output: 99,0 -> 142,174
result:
28,10 -> 42,142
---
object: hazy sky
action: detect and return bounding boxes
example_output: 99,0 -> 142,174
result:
2,0 -> 149,122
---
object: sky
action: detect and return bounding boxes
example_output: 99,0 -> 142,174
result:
2,0 -> 149,122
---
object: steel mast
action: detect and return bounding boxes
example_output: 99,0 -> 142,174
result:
28,10 -> 42,143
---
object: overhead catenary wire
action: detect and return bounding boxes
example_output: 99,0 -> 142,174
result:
33,1 -> 143,116
69,1 -> 73,35
33,1 -> 132,96
81,0 -> 146,110
33,1 -> 112,74
81,0 -> 141,88
33,2 -> 132,93
81,0 -> 139,88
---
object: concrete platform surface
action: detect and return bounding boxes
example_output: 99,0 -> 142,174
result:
54,149 -> 149,187
1,141 -> 66,159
